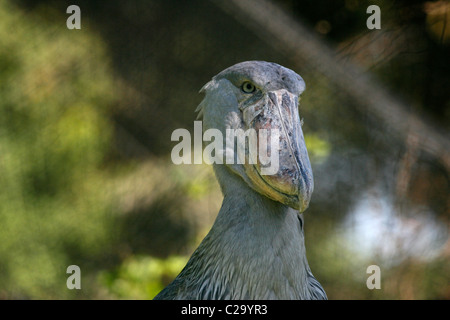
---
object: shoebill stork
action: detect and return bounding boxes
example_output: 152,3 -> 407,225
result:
154,61 -> 326,300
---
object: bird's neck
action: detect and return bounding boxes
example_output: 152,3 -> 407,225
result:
180,165 -> 322,299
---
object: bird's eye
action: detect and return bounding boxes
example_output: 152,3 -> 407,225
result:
241,81 -> 256,94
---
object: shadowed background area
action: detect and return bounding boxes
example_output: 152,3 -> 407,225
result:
0,0 -> 448,299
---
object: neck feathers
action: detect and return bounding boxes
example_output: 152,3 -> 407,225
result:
154,165 -> 326,300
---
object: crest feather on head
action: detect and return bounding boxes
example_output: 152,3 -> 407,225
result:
195,79 -> 215,120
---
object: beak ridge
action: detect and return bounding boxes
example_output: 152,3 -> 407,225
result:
243,89 -> 314,212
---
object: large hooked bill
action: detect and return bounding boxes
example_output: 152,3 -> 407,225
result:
238,89 -> 314,212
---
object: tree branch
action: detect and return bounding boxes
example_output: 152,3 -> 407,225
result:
212,0 -> 450,171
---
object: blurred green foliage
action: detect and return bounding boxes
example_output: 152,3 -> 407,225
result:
99,255 -> 188,299
304,134 -> 331,163
0,1 -> 117,298
0,1 -> 216,296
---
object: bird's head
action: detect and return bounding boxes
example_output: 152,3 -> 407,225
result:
197,61 -> 313,212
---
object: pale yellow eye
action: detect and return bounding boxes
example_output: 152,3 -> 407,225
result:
241,81 -> 256,93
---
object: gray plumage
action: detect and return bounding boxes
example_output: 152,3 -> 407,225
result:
154,61 -> 326,300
